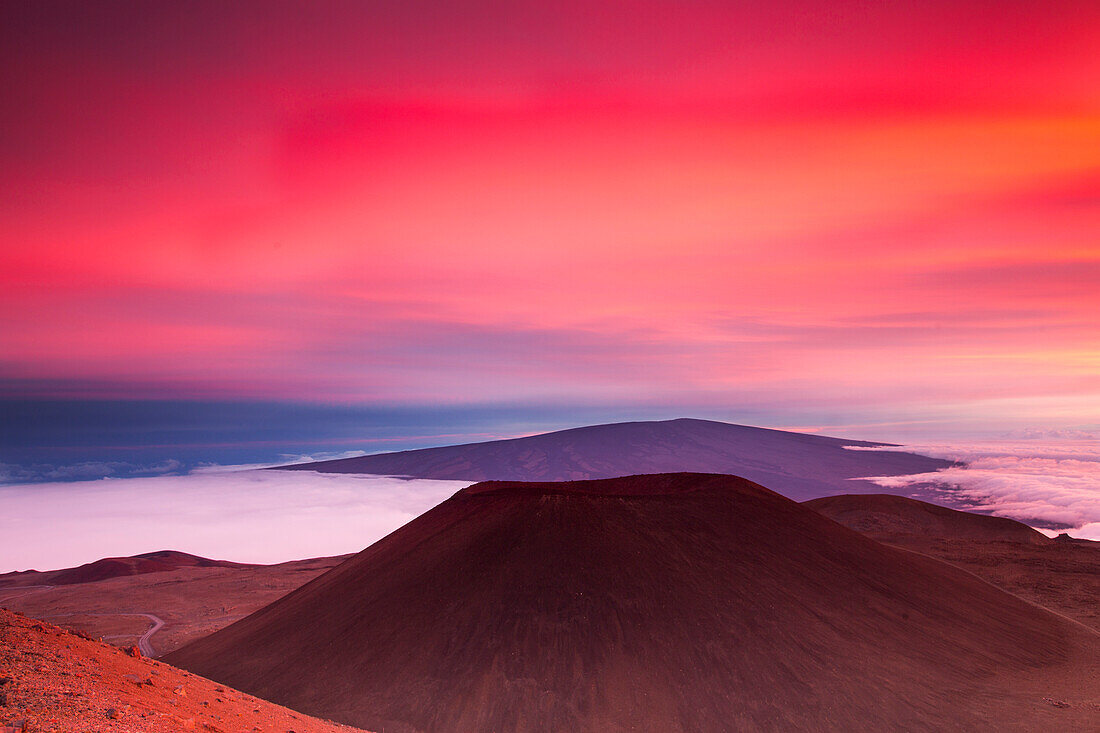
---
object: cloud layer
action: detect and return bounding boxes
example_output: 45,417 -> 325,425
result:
0,469 -> 467,573
6,437 -> 1100,572
856,440 -> 1100,539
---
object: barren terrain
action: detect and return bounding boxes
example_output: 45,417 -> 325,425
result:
806,493 -> 1100,632
0,608 -> 368,732
0,555 -> 348,656
168,473 -> 1100,732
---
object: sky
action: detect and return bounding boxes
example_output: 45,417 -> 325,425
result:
3,1 -> 1100,460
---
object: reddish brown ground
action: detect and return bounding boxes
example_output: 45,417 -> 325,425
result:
8,478 -> 1100,732
0,556 -> 348,656
806,494 -> 1100,633
167,473 -> 1100,733
0,551 -> 248,588
0,608 -> 368,733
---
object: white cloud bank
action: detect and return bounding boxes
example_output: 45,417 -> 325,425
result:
0,470 -> 469,573
851,440 -> 1100,540
8,439 -> 1100,573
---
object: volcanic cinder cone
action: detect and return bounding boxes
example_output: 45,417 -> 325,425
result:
167,473 -> 1100,732
803,493 -> 1053,545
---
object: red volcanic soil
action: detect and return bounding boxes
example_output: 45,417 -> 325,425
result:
0,555 -> 350,656
0,551 -> 247,588
167,473 -> 1100,732
0,608 -> 367,732
276,417 -> 952,501
803,493 -> 1051,545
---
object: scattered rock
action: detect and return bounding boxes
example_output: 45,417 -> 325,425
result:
127,645 -> 142,658
0,608 -> 358,732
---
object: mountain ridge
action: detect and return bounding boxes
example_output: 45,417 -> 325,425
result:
275,418 -> 951,501
167,472 -> 1100,732
804,493 -> 1052,545
0,550 -> 248,587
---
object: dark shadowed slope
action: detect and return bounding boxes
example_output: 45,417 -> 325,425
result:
276,418 -> 950,500
0,550 -> 247,587
806,493 -> 1100,633
804,493 -> 1051,545
167,473 -> 1100,733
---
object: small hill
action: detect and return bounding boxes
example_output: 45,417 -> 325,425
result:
0,550 -> 246,588
1054,532 -> 1100,546
806,493 -> 1100,634
168,473 -> 1100,732
803,493 -> 1051,545
0,608 -> 367,732
0,554 -> 351,656
275,418 -> 951,501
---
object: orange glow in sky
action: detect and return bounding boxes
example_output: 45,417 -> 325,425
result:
2,1 -> 1099,433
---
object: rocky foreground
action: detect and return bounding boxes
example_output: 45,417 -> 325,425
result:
0,608 -> 367,733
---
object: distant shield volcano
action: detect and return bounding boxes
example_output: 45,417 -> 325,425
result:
167,473 -> 1100,732
275,418 -> 951,500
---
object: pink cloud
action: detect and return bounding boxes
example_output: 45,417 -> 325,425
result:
856,440 -> 1100,536
2,1 -> 1100,423
0,470 -> 468,573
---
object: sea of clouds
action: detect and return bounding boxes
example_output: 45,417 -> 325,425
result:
853,439 -> 1100,540
0,468 -> 469,573
7,438 -> 1100,573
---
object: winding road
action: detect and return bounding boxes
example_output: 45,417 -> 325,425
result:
2,584 -> 166,656
134,612 -> 165,657
38,611 -> 166,657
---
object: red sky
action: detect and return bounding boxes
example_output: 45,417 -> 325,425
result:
3,1 -> 1099,435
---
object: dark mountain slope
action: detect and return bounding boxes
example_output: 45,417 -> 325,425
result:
806,493 -> 1100,633
168,473 -> 1100,732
